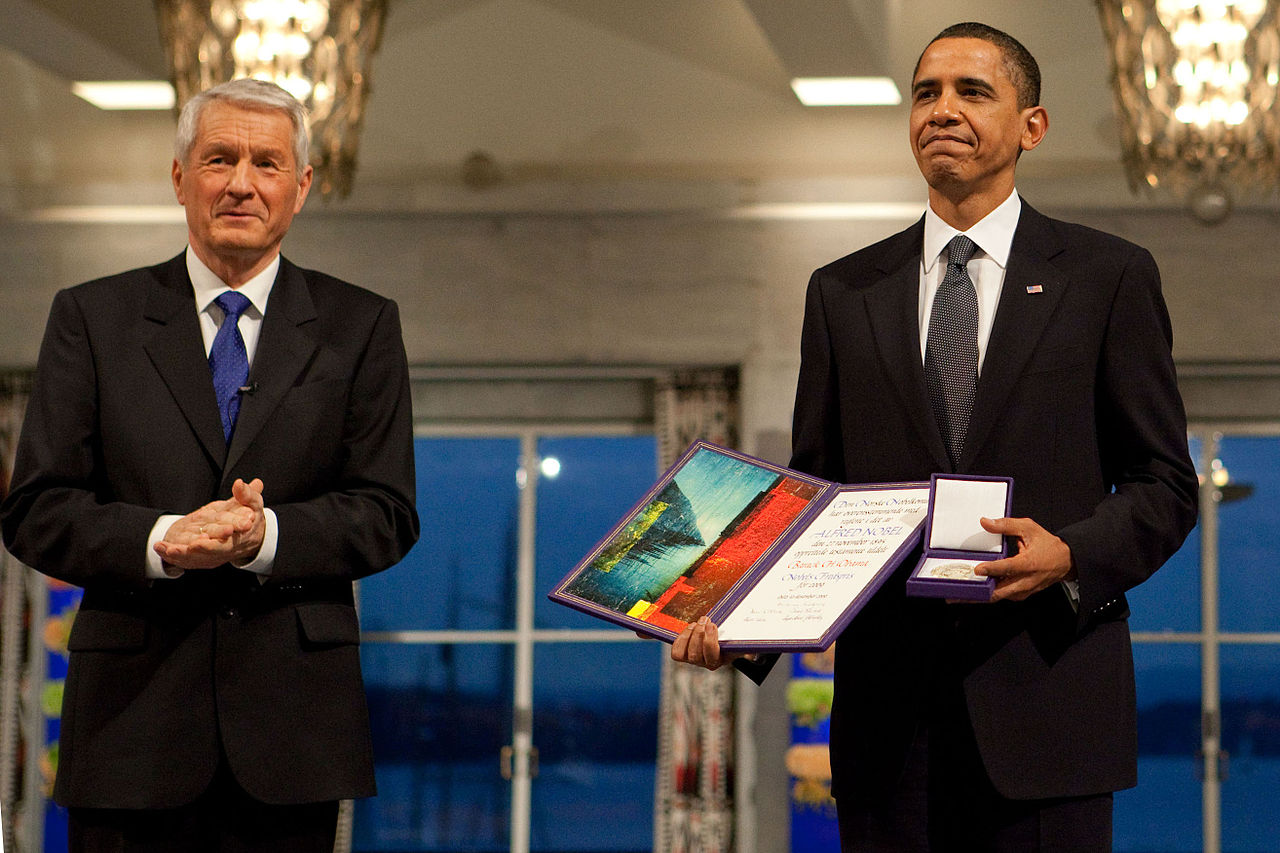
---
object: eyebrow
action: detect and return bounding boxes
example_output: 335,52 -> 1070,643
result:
197,141 -> 290,160
913,76 -> 997,96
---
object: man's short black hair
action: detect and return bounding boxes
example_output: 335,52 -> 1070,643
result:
914,22 -> 1041,110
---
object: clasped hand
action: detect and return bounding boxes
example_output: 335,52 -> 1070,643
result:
153,478 -> 267,570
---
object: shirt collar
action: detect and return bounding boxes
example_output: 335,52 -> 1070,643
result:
922,190 -> 1022,273
185,247 -> 279,316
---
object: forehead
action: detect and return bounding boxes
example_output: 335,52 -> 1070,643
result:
193,102 -> 295,151
913,37 -> 1014,89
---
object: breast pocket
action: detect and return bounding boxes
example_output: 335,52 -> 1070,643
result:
251,378 -> 351,487
1022,344 -> 1091,377
280,376 -> 348,408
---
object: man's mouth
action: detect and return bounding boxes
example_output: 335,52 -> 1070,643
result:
923,134 -> 970,150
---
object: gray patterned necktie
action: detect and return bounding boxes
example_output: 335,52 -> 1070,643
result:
925,235 -> 979,467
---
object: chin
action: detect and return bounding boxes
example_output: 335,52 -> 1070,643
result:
923,170 -> 976,199
210,231 -> 268,249
921,162 -> 963,185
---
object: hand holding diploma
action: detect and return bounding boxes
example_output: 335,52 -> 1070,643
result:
671,616 -> 759,671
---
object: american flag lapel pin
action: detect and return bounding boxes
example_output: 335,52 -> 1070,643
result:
1025,284 -> 1044,294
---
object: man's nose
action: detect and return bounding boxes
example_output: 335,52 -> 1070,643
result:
226,160 -> 253,194
930,92 -> 961,123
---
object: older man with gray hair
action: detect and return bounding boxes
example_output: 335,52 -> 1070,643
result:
1,78 -> 419,851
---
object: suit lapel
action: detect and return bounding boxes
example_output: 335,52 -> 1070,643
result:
224,258 -> 319,476
959,204 -> 1067,469
862,219 -> 952,472
143,255 -> 228,467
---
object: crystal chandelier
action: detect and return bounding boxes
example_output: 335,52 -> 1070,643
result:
1096,0 -> 1280,222
155,0 -> 388,199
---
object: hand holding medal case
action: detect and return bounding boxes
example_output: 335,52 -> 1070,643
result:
904,473 -> 1013,601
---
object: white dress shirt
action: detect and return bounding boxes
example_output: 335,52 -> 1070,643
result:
144,248 -> 281,580
918,189 -> 1022,368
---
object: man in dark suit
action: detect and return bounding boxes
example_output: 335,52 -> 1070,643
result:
673,23 -> 1197,851
0,78 -> 419,851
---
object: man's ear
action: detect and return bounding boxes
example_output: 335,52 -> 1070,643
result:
293,164 -> 314,213
1021,106 -> 1049,152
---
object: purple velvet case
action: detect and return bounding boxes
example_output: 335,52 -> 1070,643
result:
904,473 -> 1013,601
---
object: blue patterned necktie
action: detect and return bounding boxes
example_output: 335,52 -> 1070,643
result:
925,235 -> 980,467
209,291 -> 252,444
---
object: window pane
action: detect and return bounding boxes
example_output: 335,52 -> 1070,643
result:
356,643 -> 514,852
1220,644 -> 1280,853
1218,436 -> 1280,632
1115,643 -> 1201,853
530,642 -> 662,852
534,435 -> 658,630
361,437 -> 521,632
1128,436 -> 1201,632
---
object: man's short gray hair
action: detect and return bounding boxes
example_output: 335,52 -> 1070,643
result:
174,79 -> 311,177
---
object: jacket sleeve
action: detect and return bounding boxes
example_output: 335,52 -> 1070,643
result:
1,289 -> 163,588
1055,246 -> 1199,627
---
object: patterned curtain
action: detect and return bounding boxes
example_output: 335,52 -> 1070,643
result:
335,799 -> 354,853
653,367 -> 740,853
0,370 -> 32,852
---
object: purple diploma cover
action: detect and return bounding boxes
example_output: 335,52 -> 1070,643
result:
547,441 -> 929,652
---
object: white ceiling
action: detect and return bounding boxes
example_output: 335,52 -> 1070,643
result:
0,0 -> 1155,214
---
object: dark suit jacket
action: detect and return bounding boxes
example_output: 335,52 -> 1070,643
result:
786,202 -> 1197,802
0,253 -> 420,809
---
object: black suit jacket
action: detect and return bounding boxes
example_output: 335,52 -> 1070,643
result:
786,202 -> 1197,802
1,253 -> 420,809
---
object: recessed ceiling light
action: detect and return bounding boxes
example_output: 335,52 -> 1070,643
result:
26,206 -> 186,223
790,77 -> 902,107
72,81 -> 176,111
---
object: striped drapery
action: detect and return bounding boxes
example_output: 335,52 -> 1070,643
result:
653,367 -> 741,853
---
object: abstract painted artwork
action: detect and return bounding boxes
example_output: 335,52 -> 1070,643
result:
554,443 -> 825,634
